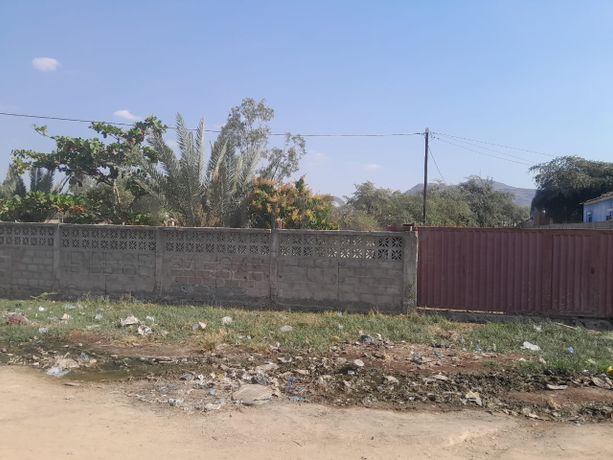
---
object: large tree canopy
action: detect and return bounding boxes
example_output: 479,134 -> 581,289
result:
337,177 -> 528,229
213,98 -> 306,183
530,156 -> 613,222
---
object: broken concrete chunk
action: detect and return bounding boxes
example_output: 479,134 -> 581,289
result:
120,315 -> 139,327
546,384 -> 568,391
465,390 -> 482,406
232,384 -> 273,406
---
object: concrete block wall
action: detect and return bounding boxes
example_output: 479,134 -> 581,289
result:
0,222 -> 418,313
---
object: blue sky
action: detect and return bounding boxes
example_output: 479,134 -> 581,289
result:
1,1 -> 613,197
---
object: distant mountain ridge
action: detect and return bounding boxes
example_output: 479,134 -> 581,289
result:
407,181 -> 535,208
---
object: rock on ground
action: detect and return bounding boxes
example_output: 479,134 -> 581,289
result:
232,384 -> 273,406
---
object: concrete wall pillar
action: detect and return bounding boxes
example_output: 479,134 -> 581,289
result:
402,231 -> 418,312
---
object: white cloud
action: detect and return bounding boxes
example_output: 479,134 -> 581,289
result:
308,150 -> 328,166
113,109 -> 141,121
362,163 -> 383,171
32,57 -> 60,71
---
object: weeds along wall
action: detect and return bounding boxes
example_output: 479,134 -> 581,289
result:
0,223 -> 418,313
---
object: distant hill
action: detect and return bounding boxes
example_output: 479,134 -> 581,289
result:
407,181 -> 535,208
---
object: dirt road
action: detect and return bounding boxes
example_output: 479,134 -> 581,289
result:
1,367 -> 611,460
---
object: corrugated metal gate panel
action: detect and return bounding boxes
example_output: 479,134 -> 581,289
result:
417,227 -> 613,318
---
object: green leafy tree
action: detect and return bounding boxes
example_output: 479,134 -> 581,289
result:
214,98 -> 306,182
248,177 -> 337,230
12,117 -> 166,207
345,182 -> 421,227
0,163 -> 27,199
530,156 -> 613,222
458,176 -> 528,227
332,206 -> 380,231
342,178 -> 526,230
0,192 -> 87,222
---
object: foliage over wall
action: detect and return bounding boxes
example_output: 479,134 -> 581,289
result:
248,178 -> 338,230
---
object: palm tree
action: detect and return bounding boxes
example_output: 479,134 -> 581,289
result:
141,113 -> 260,227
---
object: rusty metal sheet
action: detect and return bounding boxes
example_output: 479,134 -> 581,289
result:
417,227 -> 613,318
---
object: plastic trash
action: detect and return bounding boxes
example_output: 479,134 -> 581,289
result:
566,346 -> 575,354
137,325 -> 152,336
47,367 -> 70,378
94,313 -> 103,321
521,341 -> 541,352
221,316 -> 233,325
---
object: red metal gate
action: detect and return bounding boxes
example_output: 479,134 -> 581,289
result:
417,227 -> 613,318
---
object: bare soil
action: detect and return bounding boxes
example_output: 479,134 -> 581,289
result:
1,367 -> 612,460
2,333 -> 613,423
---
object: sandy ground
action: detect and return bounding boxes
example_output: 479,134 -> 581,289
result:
1,367 -> 612,460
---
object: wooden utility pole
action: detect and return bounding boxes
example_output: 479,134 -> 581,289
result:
422,128 -> 429,225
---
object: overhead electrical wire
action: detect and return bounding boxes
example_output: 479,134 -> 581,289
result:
432,134 -> 534,163
432,131 -> 557,158
0,111 -> 423,138
427,144 -> 446,183
432,136 -> 534,166
0,110 -> 568,168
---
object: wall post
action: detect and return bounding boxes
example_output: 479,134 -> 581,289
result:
52,223 -> 61,292
154,227 -> 164,297
401,231 -> 418,313
269,229 -> 279,305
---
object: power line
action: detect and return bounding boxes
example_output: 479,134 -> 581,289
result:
432,134 -> 534,163
433,136 -> 534,166
432,131 -> 557,158
0,111 -> 423,138
428,144 -> 446,183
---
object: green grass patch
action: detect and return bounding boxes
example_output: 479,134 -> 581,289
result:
1,297 -> 611,374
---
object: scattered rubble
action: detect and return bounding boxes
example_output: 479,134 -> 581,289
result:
5,313 -> 30,326
3,325 -> 612,423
